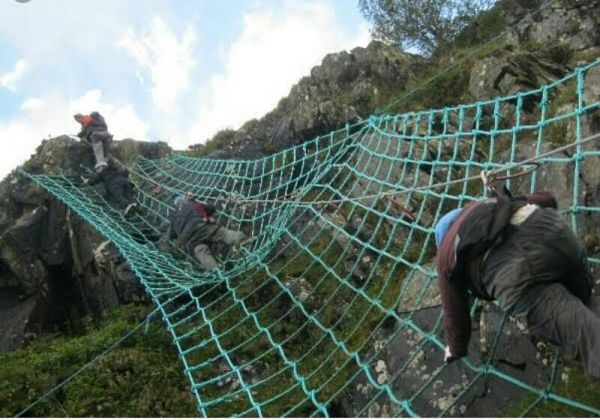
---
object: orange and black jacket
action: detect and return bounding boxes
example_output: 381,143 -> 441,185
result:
77,112 -> 108,142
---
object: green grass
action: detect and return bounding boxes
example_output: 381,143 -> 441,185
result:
0,304 -> 196,417
383,41 -> 507,115
187,128 -> 238,158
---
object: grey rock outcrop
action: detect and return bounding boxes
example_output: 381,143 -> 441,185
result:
0,136 -> 170,350
337,303 -> 554,417
469,49 -> 570,101
507,0 -> 600,51
470,0 -> 599,102
196,41 -> 428,160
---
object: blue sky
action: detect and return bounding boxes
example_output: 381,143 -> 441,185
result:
0,0 -> 370,178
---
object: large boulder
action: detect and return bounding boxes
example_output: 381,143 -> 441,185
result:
337,302 -> 560,417
469,49 -> 570,101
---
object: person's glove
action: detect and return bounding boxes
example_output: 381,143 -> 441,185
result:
444,346 -> 458,364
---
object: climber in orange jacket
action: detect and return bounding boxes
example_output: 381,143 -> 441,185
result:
74,111 -> 112,169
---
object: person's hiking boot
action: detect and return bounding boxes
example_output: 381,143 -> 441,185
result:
124,203 -> 138,217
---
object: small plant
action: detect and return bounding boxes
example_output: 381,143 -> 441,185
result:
188,128 -> 238,157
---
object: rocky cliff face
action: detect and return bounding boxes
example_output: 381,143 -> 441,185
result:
0,0 -> 599,415
195,0 -> 600,160
507,0 -> 600,51
0,138 -> 170,350
195,41 -> 428,159
470,0 -> 600,101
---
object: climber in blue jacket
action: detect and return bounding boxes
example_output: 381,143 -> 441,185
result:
436,188 -> 600,378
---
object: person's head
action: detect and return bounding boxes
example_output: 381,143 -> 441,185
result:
435,208 -> 464,248
73,113 -> 84,123
173,194 -> 186,208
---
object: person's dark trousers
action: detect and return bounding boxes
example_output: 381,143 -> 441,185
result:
480,207 -> 599,378
109,179 -> 132,210
520,283 -> 600,378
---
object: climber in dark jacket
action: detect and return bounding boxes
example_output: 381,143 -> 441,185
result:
168,194 -> 246,271
85,158 -> 137,216
436,187 -> 600,379
74,112 -> 112,169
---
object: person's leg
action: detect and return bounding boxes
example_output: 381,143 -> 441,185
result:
210,226 -> 245,245
90,132 -> 109,168
100,131 -> 113,149
516,283 -> 600,379
110,183 -> 131,210
556,229 -> 593,305
91,130 -> 112,143
193,243 -> 219,270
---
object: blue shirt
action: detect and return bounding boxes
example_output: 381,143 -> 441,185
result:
435,208 -> 464,248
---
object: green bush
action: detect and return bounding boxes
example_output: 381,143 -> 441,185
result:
188,128 -> 238,158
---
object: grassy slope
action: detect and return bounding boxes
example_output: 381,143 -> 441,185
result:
0,305 -> 196,417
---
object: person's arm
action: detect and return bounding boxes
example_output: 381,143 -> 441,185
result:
526,191 -> 557,209
204,202 -> 217,223
86,172 -> 102,186
438,272 -> 472,361
76,125 -> 89,140
168,222 -> 177,240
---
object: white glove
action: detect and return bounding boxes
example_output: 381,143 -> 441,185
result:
444,346 -> 457,363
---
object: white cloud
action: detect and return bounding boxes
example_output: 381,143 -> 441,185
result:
118,16 -> 197,112
0,59 -> 31,91
20,97 -> 44,110
186,0 -> 370,146
0,90 -> 148,179
66,90 -> 149,139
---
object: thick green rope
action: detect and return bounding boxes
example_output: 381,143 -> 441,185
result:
20,58 -> 600,417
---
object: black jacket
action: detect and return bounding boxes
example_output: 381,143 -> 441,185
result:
88,160 -> 130,189
436,188 -> 557,357
87,160 -> 133,210
168,199 -> 218,249
452,189 -> 557,297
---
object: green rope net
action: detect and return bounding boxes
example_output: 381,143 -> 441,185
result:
21,59 -> 600,417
